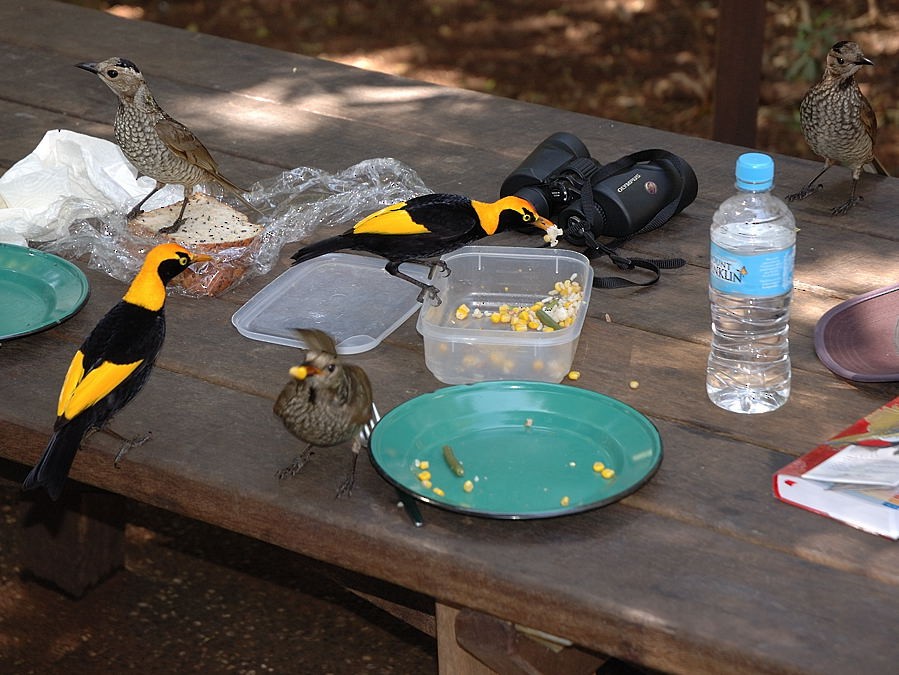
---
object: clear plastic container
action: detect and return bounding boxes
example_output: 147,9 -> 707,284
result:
232,253 -> 429,354
417,246 -> 593,384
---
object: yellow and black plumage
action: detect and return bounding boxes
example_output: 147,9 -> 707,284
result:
22,243 -> 211,500
290,193 -> 554,302
274,329 -> 374,497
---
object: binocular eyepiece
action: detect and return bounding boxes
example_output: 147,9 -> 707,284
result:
500,132 -> 697,245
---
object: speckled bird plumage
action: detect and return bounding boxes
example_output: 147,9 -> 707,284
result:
788,41 -> 888,215
77,57 -> 255,231
274,329 -> 374,496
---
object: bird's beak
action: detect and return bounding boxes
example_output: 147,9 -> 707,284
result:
289,365 -> 319,381
189,253 -> 214,265
76,61 -> 99,74
858,56 -> 875,67
531,215 -> 555,232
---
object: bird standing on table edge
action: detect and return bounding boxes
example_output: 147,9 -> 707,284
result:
22,243 -> 212,501
77,56 -> 259,233
289,193 -> 557,303
273,329 -> 374,498
787,40 -> 889,215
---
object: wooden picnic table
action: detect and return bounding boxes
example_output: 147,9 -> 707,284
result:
2,2 -> 898,674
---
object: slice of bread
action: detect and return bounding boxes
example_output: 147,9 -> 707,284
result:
129,193 -> 263,295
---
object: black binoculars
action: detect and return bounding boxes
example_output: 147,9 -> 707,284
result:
500,132 -> 697,245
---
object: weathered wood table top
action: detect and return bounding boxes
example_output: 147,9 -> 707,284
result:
1,2 -> 898,674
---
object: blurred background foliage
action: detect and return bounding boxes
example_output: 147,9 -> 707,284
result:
64,0 -> 899,172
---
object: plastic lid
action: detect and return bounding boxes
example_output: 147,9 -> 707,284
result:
735,153 -> 774,191
231,253 -> 429,354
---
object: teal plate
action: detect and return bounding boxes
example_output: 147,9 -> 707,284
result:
369,381 -> 662,519
0,244 -> 90,341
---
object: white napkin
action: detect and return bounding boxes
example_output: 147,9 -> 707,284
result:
0,129 -> 181,246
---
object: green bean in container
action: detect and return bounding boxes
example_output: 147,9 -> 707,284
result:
442,445 -> 465,476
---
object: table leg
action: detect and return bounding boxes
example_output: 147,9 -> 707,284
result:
18,488 -> 126,597
437,603 -> 499,675
440,603 -> 608,675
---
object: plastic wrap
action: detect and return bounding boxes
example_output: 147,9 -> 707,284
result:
40,156 -> 430,296
0,130 -> 430,296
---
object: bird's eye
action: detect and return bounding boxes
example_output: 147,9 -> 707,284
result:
326,364 -> 336,372
836,58 -> 845,65
522,212 -> 534,222
107,69 -> 119,78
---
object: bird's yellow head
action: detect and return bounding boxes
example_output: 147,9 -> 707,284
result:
123,243 -> 212,310
475,196 -> 555,236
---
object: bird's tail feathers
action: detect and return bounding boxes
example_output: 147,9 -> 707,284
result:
213,173 -> 264,215
22,418 -> 91,501
871,156 -> 890,177
291,235 -> 354,265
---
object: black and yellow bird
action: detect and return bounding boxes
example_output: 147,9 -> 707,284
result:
274,329 -> 374,498
22,243 -> 211,501
290,193 -> 555,302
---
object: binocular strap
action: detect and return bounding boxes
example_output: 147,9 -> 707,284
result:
578,235 -> 686,289
576,148 -> 690,288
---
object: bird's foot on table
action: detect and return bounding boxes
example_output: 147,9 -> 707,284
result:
126,205 -> 144,220
158,218 -> 185,235
112,431 -> 153,467
831,195 -> 862,216
334,452 -> 359,499
335,473 -> 355,499
276,448 -> 314,480
786,184 -> 822,202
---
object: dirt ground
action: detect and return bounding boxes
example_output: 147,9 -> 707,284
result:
66,0 -> 899,173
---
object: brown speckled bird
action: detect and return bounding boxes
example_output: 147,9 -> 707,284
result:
787,41 -> 889,215
77,57 -> 257,233
273,329 -> 374,497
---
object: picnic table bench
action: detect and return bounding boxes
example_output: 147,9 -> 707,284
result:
1,2 -> 898,674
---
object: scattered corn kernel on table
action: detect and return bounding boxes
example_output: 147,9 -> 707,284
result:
1,2 -> 898,674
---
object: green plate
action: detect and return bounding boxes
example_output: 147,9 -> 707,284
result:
369,381 -> 662,519
0,244 -> 90,341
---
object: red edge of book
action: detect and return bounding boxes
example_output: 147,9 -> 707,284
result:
773,396 -> 899,540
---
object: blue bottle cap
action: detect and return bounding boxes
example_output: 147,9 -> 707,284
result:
735,153 -> 774,190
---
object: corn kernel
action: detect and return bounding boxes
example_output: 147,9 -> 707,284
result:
527,320 -> 540,330
567,370 -> 581,380
419,460 -> 429,470
560,496 -> 570,506
593,461 -> 605,473
463,480 -> 474,493
433,487 -> 445,497
629,380 -> 640,389
417,470 -> 431,482
421,480 -> 432,489
490,313 -> 502,324
455,303 -> 470,320
601,468 -> 616,479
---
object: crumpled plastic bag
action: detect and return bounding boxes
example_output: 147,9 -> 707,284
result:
0,128 -> 181,245
1,129 -> 431,296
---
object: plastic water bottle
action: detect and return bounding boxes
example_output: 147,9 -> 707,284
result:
706,153 -> 796,414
